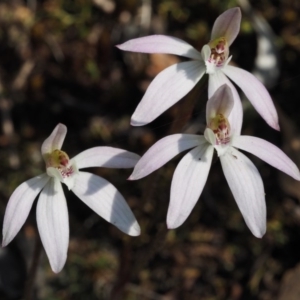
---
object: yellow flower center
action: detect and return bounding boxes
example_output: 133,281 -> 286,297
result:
45,149 -> 74,178
208,37 -> 228,67
208,113 -> 231,145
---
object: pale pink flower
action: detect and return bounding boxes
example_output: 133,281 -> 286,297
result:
117,7 -> 279,131
129,85 -> 300,238
2,124 -> 140,273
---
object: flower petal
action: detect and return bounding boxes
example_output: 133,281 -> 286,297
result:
130,134 -> 206,180
211,7 -> 242,46
222,65 -> 279,130
36,178 -> 69,273
232,135 -> 300,180
72,147 -> 140,170
2,174 -> 50,247
72,172 -> 140,236
204,128 -> 216,145
201,45 -> 211,62
220,147 -> 266,238
116,35 -> 202,60
209,71 -> 243,135
46,166 -> 78,191
41,124 -> 67,156
206,84 -> 234,123
204,127 -> 231,157
167,144 -> 214,229
131,61 -> 206,126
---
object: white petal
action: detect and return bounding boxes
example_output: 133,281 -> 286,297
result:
204,128 -> 216,145
131,61 -> 206,126
209,71 -> 243,135
211,7 -> 242,46
232,135 -> 300,180
220,147 -> 266,238
222,65 -> 279,130
206,84 -> 234,123
116,35 -> 202,60
72,147 -> 140,170
201,45 -> 211,62
204,127 -> 231,157
46,166 -> 78,190
167,144 -> 214,229
72,172 -> 140,236
37,179 -> 69,273
2,174 -> 50,247
201,45 -> 218,75
130,134 -> 206,180
41,124 -> 67,156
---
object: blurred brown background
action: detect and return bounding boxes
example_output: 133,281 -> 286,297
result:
1,0 -> 300,299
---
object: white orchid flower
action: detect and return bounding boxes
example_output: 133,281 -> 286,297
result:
2,124 -> 141,273
129,85 -> 300,238
117,7 -> 279,131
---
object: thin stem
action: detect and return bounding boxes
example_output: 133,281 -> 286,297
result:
110,76 -> 209,299
24,234 -> 42,300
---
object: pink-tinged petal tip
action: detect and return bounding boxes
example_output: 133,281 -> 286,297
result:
220,148 -> 266,238
211,7 -> 242,46
116,35 -> 202,60
206,84 -> 234,123
222,65 -> 279,131
41,123 -> 67,156
232,136 -> 300,181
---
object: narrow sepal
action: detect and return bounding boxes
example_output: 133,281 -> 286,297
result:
131,61 -> 205,126
117,35 -> 202,60
2,174 -> 50,247
130,134 -> 206,180
41,123 -> 67,155
209,71 -> 243,135
211,7 -> 242,46
232,135 -> 300,180
206,84 -> 234,123
220,147 -> 266,238
72,147 -> 140,170
71,172 -> 140,236
222,65 -> 279,130
37,178 -> 69,273
167,144 -> 214,229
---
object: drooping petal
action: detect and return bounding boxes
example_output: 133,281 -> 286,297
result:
167,144 -> 214,229
116,35 -> 202,60
2,174 -> 50,247
130,134 -> 206,180
211,7 -> 242,46
232,135 -> 300,180
209,71 -> 243,135
131,60 -> 206,126
220,147 -> 266,238
72,172 -> 140,236
72,147 -> 140,170
41,124 -> 67,156
206,84 -> 234,123
222,65 -> 279,130
36,178 -> 69,273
